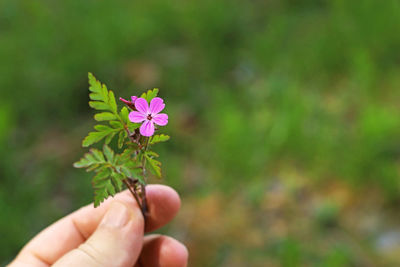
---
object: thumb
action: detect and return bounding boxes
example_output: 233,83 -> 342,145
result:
53,201 -> 144,267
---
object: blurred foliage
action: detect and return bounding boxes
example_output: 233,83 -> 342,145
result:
1,0 -> 400,266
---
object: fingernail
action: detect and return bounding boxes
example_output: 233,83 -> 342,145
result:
100,202 -> 130,228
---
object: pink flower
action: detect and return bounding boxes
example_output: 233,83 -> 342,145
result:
128,97 -> 168,137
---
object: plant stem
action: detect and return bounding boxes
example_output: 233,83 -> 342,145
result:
140,183 -> 149,218
122,127 -> 150,221
122,179 -> 142,209
138,136 -> 150,218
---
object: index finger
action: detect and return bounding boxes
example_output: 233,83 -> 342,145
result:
11,184 -> 180,266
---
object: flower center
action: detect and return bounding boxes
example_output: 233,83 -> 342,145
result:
147,114 -> 153,121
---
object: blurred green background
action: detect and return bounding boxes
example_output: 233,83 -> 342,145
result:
1,0 -> 400,266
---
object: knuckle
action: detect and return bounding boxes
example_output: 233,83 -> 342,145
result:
76,242 -> 104,267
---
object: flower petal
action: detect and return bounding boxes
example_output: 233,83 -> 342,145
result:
152,113 -> 168,126
129,111 -> 146,123
134,97 -> 149,114
149,97 -> 165,114
131,96 -> 138,103
140,120 -> 155,136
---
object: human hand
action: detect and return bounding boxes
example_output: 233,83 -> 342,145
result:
8,185 -> 188,267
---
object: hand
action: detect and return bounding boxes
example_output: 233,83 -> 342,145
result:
9,185 -> 188,267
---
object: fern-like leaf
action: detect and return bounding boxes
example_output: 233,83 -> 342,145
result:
145,151 -> 162,178
149,134 -> 170,145
140,88 -> 159,102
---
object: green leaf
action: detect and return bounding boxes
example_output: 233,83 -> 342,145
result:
86,164 -> 100,172
108,90 -> 117,113
145,153 -> 162,178
89,93 -> 103,101
73,158 -> 91,168
83,125 -> 120,146
149,134 -> 170,145
88,73 -> 102,94
94,124 -> 113,132
94,112 -> 117,121
93,180 -> 115,207
82,131 -> 109,147
93,188 -> 107,207
140,88 -> 159,102
146,150 -> 159,157
92,168 -> 111,183
136,171 -> 147,184
119,147 -> 135,163
74,149 -> 105,168
120,107 -> 129,124
147,88 -> 159,101
127,121 -> 141,132
103,145 -> 115,163
107,181 -> 116,195
89,101 -> 110,111
87,73 -> 120,117
104,131 -> 116,145
111,172 -> 124,191
118,130 -> 127,149
84,74 -> 126,147
91,167 -> 122,207
110,120 -> 123,129
90,148 -> 105,162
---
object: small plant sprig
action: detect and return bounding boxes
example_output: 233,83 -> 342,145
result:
74,73 -> 169,219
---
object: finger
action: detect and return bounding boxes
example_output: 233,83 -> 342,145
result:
53,201 -> 143,267
10,185 -> 180,266
136,235 -> 188,267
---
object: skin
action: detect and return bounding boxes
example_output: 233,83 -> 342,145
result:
8,185 -> 188,267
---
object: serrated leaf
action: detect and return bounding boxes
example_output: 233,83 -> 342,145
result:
120,107 -> 129,124
103,145 -> 115,163
147,88 -> 159,101
94,188 -> 107,207
89,93 -> 103,101
101,84 -> 109,103
94,112 -> 117,121
111,172 -> 124,192
140,88 -> 159,102
104,132 -> 116,145
110,120 -> 123,129
145,154 -> 162,178
88,73 -> 102,93
118,130 -> 127,149
93,179 -> 115,207
119,147 -> 135,163
94,124 -> 113,132
149,134 -> 170,145
87,74 -> 120,119
92,168 -> 111,183
108,90 -> 117,113
107,181 -> 116,195
146,150 -> 159,157
89,101 -> 110,111
87,164 -> 101,172
87,124 -> 120,145
82,131 -> 109,147
73,158 -> 91,168
92,167 -> 120,207
134,170 -> 146,184
127,121 -> 141,132
74,149 -> 105,169
90,148 -> 105,162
